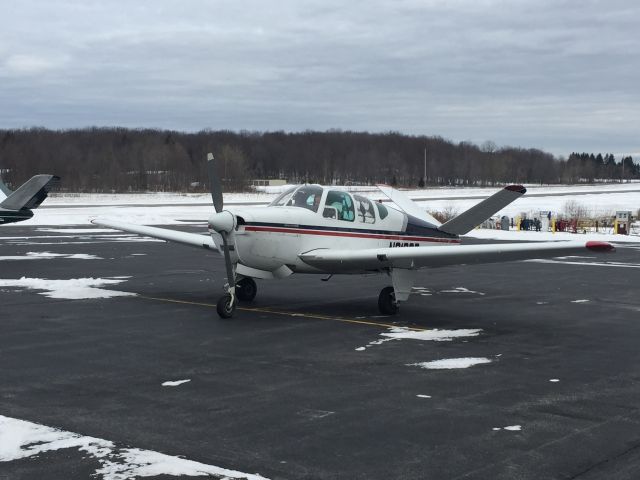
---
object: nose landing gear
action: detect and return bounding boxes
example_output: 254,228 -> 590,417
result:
217,277 -> 258,319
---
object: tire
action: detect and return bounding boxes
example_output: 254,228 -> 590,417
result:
216,294 -> 236,319
378,286 -> 399,315
236,277 -> 257,302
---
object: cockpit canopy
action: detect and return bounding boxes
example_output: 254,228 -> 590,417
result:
267,185 -> 388,224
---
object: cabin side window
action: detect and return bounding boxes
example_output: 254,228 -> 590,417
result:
375,202 -> 389,220
354,195 -> 376,224
323,190 -> 355,222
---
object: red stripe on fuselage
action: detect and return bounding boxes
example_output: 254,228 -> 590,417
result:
244,225 -> 460,243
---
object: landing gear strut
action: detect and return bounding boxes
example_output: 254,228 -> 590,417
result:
378,286 -> 399,315
236,277 -> 257,302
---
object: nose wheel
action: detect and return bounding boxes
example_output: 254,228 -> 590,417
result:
216,277 -> 258,319
378,286 -> 399,315
216,293 -> 236,318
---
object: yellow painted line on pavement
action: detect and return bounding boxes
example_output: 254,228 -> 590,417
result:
138,295 -> 426,331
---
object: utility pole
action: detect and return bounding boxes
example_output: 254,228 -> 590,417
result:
424,147 -> 427,185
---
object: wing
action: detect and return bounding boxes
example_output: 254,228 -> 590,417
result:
93,219 -> 216,251
299,241 -> 614,272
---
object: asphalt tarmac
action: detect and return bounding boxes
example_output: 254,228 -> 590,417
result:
1,226 -> 639,480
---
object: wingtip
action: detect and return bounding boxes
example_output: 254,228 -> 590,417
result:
586,241 -> 615,252
505,184 -> 526,194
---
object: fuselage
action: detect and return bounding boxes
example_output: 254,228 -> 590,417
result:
209,185 -> 459,274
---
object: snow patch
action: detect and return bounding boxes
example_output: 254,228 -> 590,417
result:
162,379 -> 191,387
504,425 -> 522,431
356,326 -> 482,351
0,415 -> 267,479
0,277 -> 136,299
0,415 -> 113,462
381,327 -> 482,342
492,425 -> 523,431
412,286 -> 433,296
493,425 -> 522,431
37,228 -> 117,234
439,287 -> 485,296
0,251 -> 101,261
409,357 -> 492,370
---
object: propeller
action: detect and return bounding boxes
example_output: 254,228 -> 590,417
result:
207,153 -> 223,213
206,152 -> 236,315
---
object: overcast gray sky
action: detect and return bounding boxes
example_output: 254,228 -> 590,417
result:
1,0 -> 638,157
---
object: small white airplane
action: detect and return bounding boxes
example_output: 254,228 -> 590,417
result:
94,154 -> 614,318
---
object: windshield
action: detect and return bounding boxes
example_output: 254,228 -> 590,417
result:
268,186 -> 298,207
268,185 -> 324,213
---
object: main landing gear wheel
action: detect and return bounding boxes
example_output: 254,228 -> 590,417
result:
217,293 -> 236,319
235,277 -> 257,302
378,286 -> 399,315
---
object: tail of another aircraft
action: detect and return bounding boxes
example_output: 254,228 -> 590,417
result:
0,175 -> 60,211
438,185 -> 526,235
0,174 -> 12,199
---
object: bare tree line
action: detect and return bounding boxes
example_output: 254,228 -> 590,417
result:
0,128 -> 636,192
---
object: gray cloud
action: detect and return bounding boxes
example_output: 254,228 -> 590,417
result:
1,0 -> 639,156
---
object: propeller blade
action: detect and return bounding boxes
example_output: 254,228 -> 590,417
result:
207,152 -> 223,213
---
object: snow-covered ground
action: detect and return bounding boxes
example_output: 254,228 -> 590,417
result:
0,277 -> 136,299
0,415 -> 267,480
4,183 -> 639,239
467,228 -> 640,244
45,191 -> 271,206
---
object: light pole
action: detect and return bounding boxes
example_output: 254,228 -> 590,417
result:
423,147 -> 427,186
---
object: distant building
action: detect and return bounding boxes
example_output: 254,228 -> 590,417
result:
250,179 -> 287,187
